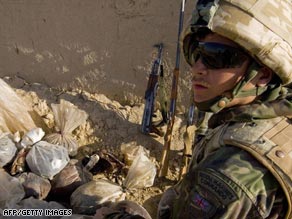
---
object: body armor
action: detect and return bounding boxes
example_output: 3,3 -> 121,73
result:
190,116 -> 292,218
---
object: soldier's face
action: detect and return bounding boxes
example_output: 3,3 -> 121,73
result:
191,33 -> 253,105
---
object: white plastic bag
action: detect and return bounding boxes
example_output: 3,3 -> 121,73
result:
123,150 -> 156,190
70,179 -> 126,215
20,127 -> 45,148
120,142 -> 150,166
0,133 -> 17,167
26,141 -> 70,179
0,79 -> 38,133
0,168 -> 25,208
10,196 -> 66,219
44,99 -> 88,156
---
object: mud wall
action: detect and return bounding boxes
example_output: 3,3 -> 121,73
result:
0,0 -> 195,108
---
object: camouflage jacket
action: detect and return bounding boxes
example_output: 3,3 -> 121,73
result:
160,90 -> 292,219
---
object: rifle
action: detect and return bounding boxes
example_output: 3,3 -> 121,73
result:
159,0 -> 186,177
179,98 -> 196,179
178,108 -> 213,179
141,43 -> 167,136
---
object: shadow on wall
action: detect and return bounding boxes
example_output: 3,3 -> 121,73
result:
0,0 -> 194,106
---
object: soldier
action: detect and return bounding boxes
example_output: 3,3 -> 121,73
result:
158,0 -> 292,218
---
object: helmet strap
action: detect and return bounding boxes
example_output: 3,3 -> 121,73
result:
195,61 -> 266,113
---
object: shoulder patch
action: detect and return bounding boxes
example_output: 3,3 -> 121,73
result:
197,170 -> 238,205
190,191 -> 217,217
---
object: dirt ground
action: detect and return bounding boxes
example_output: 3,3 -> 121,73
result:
3,75 -> 189,218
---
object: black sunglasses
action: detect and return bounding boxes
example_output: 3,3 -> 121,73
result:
183,35 -> 249,69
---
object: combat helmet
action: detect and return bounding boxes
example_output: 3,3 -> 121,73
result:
182,0 -> 292,113
183,0 -> 292,85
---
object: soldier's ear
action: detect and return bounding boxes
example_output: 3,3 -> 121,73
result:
256,67 -> 273,87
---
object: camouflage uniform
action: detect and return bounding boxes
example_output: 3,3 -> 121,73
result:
158,0 -> 292,218
161,93 -> 292,218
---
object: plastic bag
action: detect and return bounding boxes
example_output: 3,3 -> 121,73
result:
120,142 -> 150,166
0,168 -> 25,208
0,133 -> 17,167
44,99 -> 88,156
9,196 -> 66,219
50,159 -> 92,198
0,79 -> 40,134
20,127 -> 45,148
18,172 -> 51,200
26,141 -> 70,179
123,150 -> 156,190
70,179 -> 126,215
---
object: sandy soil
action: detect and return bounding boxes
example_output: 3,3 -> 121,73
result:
3,75 -> 189,218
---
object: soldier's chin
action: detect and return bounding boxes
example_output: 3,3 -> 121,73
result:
193,96 -> 213,103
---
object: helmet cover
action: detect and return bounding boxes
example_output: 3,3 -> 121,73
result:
183,0 -> 292,85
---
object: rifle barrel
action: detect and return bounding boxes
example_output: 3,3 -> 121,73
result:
175,0 -> 186,69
